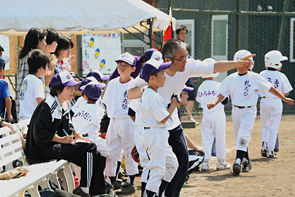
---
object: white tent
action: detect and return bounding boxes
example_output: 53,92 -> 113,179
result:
0,0 -> 176,36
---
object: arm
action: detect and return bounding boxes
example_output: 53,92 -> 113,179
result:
45,55 -> 57,85
213,54 -> 256,73
207,94 -> 225,110
128,86 -> 145,99
160,97 -> 181,124
283,92 -> 289,97
5,97 -> 13,122
185,134 -> 205,155
269,87 -> 294,105
36,97 -> 44,104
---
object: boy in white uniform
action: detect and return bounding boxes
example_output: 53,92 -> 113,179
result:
207,50 -> 294,175
102,52 -> 138,195
139,59 -> 179,197
19,49 -> 49,121
196,58 -> 231,171
259,50 -> 293,159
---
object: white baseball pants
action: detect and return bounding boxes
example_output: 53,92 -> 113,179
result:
260,98 -> 282,151
232,106 -> 257,151
140,128 -> 178,193
201,110 -> 226,162
105,117 -> 138,177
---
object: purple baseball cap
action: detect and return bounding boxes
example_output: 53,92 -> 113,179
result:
86,69 -> 110,81
0,57 -> 5,69
144,48 -> 162,61
50,71 -> 79,87
115,52 -> 135,66
80,82 -> 102,100
79,76 -> 106,90
182,85 -> 194,92
140,59 -> 172,82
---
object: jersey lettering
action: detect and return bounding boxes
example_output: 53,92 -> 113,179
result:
198,90 -> 217,97
244,80 -> 251,96
122,90 -> 128,109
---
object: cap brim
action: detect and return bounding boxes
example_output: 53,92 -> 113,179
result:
281,56 -> 288,61
101,75 -> 110,81
115,59 -> 133,66
80,83 -> 106,91
64,80 -> 79,87
183,87 -> 194,92
158,61 -> 172,71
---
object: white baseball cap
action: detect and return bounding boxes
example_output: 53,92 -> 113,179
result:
115,52 -> 135,66
50,71 -> 79,87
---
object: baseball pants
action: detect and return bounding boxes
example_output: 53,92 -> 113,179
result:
140,128 -> 178,193
201,110 -> 226,162
165,124 -> 189,197
105,117 -> 138,177
232,106 -> 257,151
260,98 -> 283,151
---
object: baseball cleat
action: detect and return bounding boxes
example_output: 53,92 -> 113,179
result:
233,163 -> 241,175
267,151 -> 278,159
216,161 -> 231,170
115,182 -> 135,195
201,163 -> 210,171
242,160 -> 252,172
261,147 -> 267,157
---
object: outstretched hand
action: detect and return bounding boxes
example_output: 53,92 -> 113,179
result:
236,54 -> 256,69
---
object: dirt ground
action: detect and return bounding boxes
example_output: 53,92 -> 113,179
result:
118,114 -> 295,197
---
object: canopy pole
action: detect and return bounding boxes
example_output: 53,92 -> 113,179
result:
148,19 -> 153,48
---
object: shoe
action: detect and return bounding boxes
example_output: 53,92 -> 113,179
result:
117,172 -> 127,182
261,147 -> 267,157
201,163 -> 210,171
113,181 -> 121,190
216,162 -> 231,170
115,182 -> 135,195
242,161 -> 252,172
233,163 -> 241,175
267,151 -> 278,159
105,182 -> 113,194
73,186 -> 90,197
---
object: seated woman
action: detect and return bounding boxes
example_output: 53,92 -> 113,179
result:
25,71 -> 106,197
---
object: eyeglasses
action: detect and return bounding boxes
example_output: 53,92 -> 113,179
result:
170,53 -> 189,62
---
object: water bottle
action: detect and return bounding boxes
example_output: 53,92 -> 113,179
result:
211,138 -> 216,156
274,134 -> 279,152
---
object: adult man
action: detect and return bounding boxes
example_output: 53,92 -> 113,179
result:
128,39 -> 254,197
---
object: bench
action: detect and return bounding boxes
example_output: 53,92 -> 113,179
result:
0,119 -> 75,197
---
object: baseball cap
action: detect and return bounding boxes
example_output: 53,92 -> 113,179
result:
80,82 -> 102,100
50,71 -> 79,88
201,58 -> 219,78
86,69 -> 110,81
79,76 -> 106,90
115,52 -> 135,66
182,85 -> 194,92
144,48 -> 162,61
0,57 -> 5,69
140,59 -> 172,82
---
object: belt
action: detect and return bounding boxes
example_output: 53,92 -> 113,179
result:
261,96 -> 266,98
144,127 -> 166,129
82,133 -> 89,137
234,105 -> 252,109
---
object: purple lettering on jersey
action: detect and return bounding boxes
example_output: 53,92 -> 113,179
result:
244,80 -> 251,96
198,90 -> 217,97
267,77 -> 272,83
122,90 -> 128,109
72,110 -> 92,122
212,90 -> 216,96
274,79 -> 279,89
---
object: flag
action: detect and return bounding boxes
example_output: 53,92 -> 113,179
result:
158,7 -> 173,50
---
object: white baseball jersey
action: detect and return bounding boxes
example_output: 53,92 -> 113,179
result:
129,58 -> 214,130
72,101 -> 105,142
19,74 -> 45,121
259,70 -> 293,98
72,96 -> 104,114
196,80 -> 224,114
102,77 -> 133,118
218,71 -> 272,106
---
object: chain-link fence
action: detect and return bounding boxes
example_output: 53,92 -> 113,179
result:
139,0 -> 295,114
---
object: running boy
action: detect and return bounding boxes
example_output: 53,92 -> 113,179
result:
207,50 -> 294,175
259,50 -> 293,159
19,49 -> 49,121
139,59 -> 179,197
197,58 -> 230,171
102,52 -> 138,195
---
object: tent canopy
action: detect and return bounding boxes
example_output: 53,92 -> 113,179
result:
0,0 -> 176,36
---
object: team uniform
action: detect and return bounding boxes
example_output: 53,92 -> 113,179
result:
197,80 -> 228,170
19,74 -> 45,121
139,87 -> 178,196
259,70 -> 293,155
131,58 -> 214,196
102,77 -> 138,179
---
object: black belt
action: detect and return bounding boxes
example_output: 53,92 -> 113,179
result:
144,127 -> 165,129
234,105 -> 252,109
261,96 -> 266,98
82,133 -> 89,137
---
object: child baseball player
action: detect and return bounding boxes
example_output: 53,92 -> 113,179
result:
197,58 -> 230,171
207,50 -> 294,175
19,49 -> 49,121
102,52 -> 138,195
138,59 -> 179,197
259,50 -> 293,159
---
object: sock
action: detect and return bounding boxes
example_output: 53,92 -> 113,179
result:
80,187 -> 89,194
235,150 -> 246,164
127,175 -> 135,185
158,180 -> 169,197
262,142 -> 267,149
115,161 -> 121,179
141,182 -> 147,197
146,190 -> 157,197
244,148 -> 250,161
